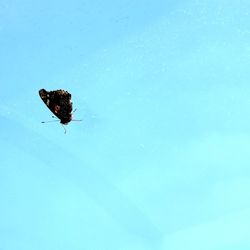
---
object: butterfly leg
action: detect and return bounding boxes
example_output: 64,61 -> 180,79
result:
61,124 -> 67,134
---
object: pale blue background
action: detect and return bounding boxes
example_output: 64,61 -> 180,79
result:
1,0 -> 250,249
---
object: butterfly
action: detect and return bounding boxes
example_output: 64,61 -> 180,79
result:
39,89 -> 81,133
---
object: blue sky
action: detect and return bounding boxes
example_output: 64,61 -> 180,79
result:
1,0 -> 250,249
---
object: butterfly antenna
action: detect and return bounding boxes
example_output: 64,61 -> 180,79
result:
41,120 -> 60,123
41,115 -> 59,123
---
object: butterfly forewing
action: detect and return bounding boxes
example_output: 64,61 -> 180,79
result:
39,89 -> 73,124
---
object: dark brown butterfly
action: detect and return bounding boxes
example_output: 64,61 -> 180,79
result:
39,89 -> 81,133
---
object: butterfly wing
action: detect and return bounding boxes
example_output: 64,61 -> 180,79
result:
39,89 -> 73,124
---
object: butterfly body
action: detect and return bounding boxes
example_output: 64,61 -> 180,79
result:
39,89 -> 73,125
